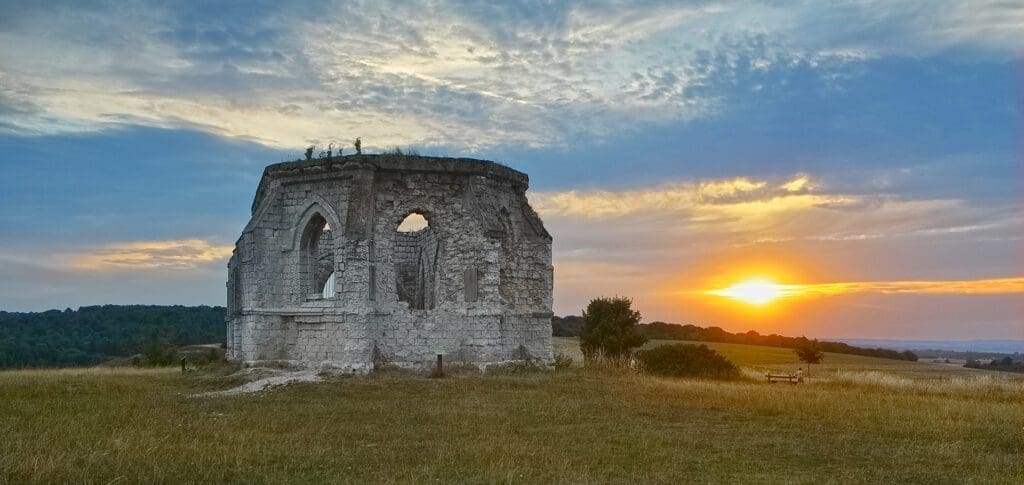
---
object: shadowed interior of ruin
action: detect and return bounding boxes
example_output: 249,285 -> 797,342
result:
394,213 -> 437,310
301,215 -> 335,298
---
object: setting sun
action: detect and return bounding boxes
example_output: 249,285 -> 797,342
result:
709,278 -> 789,306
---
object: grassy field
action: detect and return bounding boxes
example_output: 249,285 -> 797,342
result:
1,341 -> 1022,483
554,337 -> 1007,378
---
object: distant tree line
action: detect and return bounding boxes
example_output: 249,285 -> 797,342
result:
553,316 -> 918,362
916,349 -> 1020,361
552,315 -> 585,337
1,304 -> 922,367
0,305 -> 225,368
964,357 -> 1024,374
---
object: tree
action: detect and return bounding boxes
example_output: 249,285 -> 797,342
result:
304,145 -> 314,160
794,339 -> 824,375
354,137 -> 362,155
579,296 -> 647,365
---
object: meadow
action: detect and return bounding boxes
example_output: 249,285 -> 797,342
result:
1,339 -> 1021,483
554,338 -> 992,378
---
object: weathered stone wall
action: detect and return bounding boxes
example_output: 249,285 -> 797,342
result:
226,155 -> 553,371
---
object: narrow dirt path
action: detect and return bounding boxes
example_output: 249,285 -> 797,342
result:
194,370 -> 322,397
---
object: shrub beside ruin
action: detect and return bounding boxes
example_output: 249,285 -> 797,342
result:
637,344 -> 740,380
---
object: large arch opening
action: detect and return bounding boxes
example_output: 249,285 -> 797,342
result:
394,212 -> 438,309
300,214 -> 336,299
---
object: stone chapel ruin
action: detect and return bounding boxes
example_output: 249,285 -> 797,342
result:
226,154 -> 554,371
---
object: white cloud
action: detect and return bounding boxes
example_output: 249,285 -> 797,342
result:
0,1 -> 1018,149
531,172 -> 1023,269
60,238 -> 234,271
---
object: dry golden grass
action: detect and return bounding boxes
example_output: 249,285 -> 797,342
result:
555,336 -> 1016,378
1,343 -> 1022,483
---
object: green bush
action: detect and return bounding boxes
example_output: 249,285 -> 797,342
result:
141,343 -> 177,367
637,344 -> 740,380
553,353 -> 574,370
192,347 -> 224,366
139,328 -> 178,366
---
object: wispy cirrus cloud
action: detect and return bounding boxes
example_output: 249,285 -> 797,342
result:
0,1 -> 1019,150
530,174 -> 822,219
0,238 -> 234,311
64,238 -> 233,271
531,172 -> 1021,249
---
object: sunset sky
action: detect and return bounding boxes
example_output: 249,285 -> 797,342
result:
1,1 -> 1021,340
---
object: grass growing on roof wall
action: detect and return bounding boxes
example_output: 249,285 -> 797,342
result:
1,341 -> 1022,483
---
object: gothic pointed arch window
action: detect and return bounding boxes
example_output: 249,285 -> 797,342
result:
300,214 -> 337,299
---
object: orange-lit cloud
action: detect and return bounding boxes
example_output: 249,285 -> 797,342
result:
535,172 -> 1023,335
530,174 -> 826,219
704,277 -> 1024,302
531,173 -> 1020,249
793,278 -> 1024,296
67,239 -> 233,271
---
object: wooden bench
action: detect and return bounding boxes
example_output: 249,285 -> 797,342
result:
766,374 -> 802,384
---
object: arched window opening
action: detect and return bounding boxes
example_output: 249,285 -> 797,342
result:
394,212 -> 438,309
396,213 -> 428,232
300,213 -> 337,299
322,271 -> 336,298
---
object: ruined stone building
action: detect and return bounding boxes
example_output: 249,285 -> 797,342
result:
226,155 -> 553,371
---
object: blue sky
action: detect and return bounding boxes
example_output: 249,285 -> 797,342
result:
0,0 -> 1021,339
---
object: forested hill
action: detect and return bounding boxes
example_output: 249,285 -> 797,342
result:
0,305 -> 226,368
2,306 -> 916,368
552,316 -> 918,362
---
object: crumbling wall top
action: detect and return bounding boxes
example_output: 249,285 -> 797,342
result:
252,155 -> 529,213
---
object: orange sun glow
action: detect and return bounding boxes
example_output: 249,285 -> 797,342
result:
707,278 -> 794,306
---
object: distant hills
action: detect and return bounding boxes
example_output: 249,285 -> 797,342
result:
0,305 -> 225,367
836,339 -> 1024,355
3,305 -> 1016,368
553,316 -> 919,362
